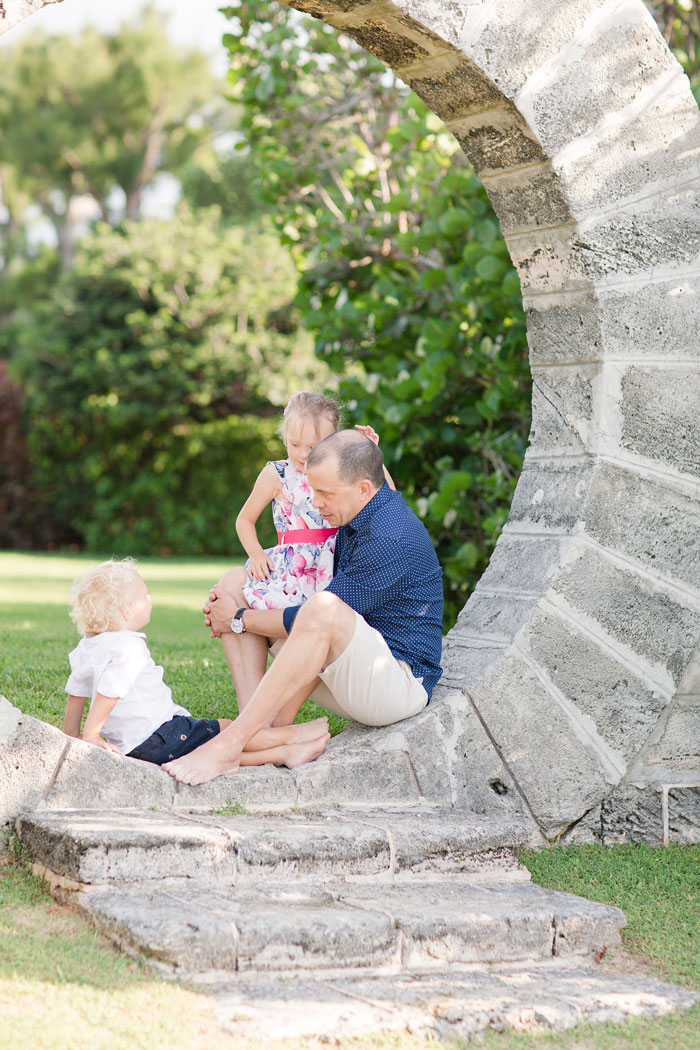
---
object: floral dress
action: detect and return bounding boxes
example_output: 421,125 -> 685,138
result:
242,460 -> 337,610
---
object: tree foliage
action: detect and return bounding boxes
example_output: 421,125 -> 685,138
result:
222,2 -> 530,625
13,209 -> 321,555
0,6 -> 221,270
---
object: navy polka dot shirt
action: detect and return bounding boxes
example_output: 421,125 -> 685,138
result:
283,483 -> 443,698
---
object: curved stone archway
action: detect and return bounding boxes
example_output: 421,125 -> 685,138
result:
3,0 -> 700,843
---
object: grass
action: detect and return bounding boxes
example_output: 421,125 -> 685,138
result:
2,552 -> 700,1049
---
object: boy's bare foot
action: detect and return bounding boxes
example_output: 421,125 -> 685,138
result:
162,734 -> 241,786
283,732 -> 330,769
286,717 -> 328,743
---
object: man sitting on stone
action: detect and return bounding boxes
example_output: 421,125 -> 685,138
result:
163,429 -> 444,786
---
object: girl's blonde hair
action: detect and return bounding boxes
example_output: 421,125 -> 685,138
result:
282,391 -> 341,442
69,558 -> 141,636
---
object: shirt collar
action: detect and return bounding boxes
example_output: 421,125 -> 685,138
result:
345,482 -> 393,534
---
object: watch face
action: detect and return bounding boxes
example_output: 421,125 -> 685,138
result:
231,610 -> 245,634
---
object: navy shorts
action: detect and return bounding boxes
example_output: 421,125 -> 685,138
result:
127,715 -> 221,765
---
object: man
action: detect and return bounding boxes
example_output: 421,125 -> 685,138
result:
163,429 -> 443,785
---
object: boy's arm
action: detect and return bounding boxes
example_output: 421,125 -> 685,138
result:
64,695 -> 87,738
82,693 -> 124,755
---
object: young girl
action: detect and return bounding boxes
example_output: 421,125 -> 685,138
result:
237,391 -> 392,611
64,558 -> 329,767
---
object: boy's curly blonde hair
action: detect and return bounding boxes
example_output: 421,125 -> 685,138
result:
69,558 -> 140,636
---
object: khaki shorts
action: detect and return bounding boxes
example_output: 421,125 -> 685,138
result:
271,611 -> 428,727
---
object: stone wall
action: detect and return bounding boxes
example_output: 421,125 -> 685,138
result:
2,0 -> 699,843
280,0 -> 700,841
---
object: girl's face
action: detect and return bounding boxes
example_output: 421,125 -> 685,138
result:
123,574 -> 152,632
285,415 -> 336,472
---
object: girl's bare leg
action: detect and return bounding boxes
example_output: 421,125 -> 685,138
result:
242,717 -> 328,751
216,567 -> 270,711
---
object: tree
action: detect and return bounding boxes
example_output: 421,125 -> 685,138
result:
222,1 -> 530,626
12,208 -> 325,554
0,7 -> 221,269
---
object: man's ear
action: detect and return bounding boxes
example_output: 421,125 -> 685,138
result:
358,478 -> 374,503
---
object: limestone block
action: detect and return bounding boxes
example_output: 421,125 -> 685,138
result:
521,14 -> 676,155
367,705 -> 453,803
667,786 -> 700,844
229,813 -> 391,874
583,462 -> 700,589
468,655 -> 615,835
389,0 -> 482,52
558,805 -> 603,845
426,689 -> 532,825
214,967 -> 698,1043
525,291 -> 604,366
593,276 -> 700,360
506,460 -> 594,532
526,276 -> 700,365
17,809 -> 238,885
573,187 -> 700,282
455,0 -> 604,98
644,698 -> 700,770
287,0 -> 373,19
555,80 -> 700,215
440,639 -> 508,691
400,51 -> 506,121
173,765 -> 299,812
338,6 -> 449,68
453,593 -> 539,644
528,366 -> 598,455
620,366 -> 700,477
295,747 -> 419,805
514,188 -> 700,294
519,607 -> 667,763
552,546 -> 700,688
0,698 -> 67,828
45,738 -> 177,811
473,534 -> 567,597
483,165 -> 571,235
448,104 -> 548,177
599,785 -> 664,845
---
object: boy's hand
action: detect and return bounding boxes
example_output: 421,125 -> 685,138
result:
355,424 -> 380,445
83,734 -> 124,756
247,552 -> 275,581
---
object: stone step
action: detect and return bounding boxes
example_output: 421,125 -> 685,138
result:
63,873 -> 625,975
17,806 -> 532,887
205,963 -> 699,1042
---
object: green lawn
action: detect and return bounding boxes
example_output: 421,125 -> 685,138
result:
0,550 -> 346,734
2,552 -> 700,1049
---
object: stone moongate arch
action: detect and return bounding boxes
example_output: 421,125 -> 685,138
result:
4,0 -> 700,843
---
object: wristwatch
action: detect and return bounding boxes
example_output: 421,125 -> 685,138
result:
230,608 -> 247,634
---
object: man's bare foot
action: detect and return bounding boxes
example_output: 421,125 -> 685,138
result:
283,732 -> 330,769
162,734 -> 241,786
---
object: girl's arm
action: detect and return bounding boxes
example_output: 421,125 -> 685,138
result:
354,424 -> 396,490
82,693 -> 124,755
236,464 -> 283,580
64,695 -> 87,738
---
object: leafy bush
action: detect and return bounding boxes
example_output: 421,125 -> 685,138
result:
12,208 -> 320,555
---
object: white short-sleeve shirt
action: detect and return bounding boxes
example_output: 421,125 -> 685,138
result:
65,631 -> 189,755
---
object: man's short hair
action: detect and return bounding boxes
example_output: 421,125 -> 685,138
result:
307,429 -> 385,489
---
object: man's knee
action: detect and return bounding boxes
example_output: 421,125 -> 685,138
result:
295,591 -> 352,637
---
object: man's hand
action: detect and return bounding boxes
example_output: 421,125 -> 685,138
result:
203,585 -> 239,638
247,551 -> 275,581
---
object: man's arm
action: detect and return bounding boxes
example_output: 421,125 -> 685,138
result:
205,585 -> 288,640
